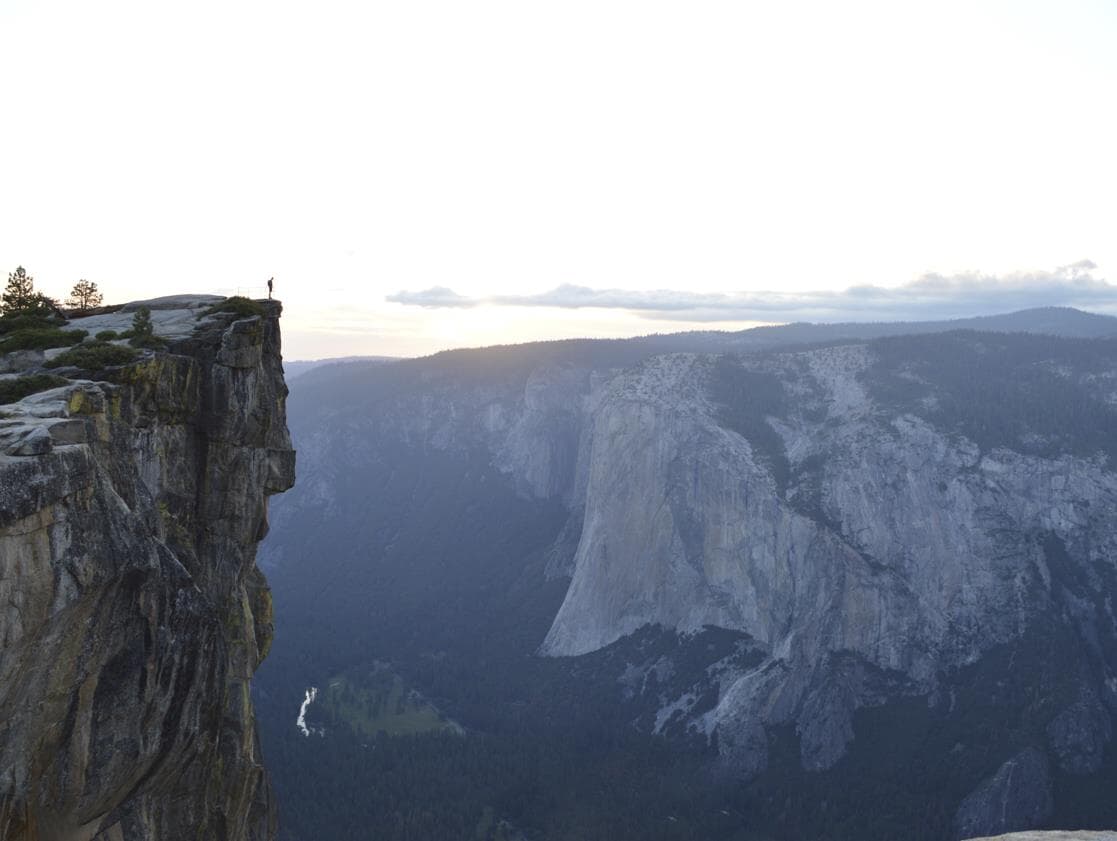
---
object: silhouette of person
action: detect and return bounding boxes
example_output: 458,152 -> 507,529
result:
267,277 -> 274,299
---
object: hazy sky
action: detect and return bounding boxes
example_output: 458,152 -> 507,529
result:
3,1 -> 1116,359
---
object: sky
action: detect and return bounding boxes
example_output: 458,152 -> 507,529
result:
2,0 -> 1116,359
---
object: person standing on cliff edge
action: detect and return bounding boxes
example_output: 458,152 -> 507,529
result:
267,277 -> 274,299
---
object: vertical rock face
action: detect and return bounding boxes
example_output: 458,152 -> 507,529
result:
0,301 -> 294,841
953,748 -> 1054,840
538,345 -> 1117,781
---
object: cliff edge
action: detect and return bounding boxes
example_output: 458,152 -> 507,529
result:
0,296 -> 294,841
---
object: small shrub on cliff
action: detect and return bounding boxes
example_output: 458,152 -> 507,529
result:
95,329 -> 120,341
0,374 -> 70,404
199,296 -> 265,319
130,334 -> 168,349
0,327 -> 88,354
127,306 -> 167,349
44,341 -> 138,371
131,306 -> 154,337
0,311 -> 66,335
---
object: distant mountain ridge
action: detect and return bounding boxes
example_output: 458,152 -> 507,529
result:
626,305 -> 1117,355
286,307 -> 1117,377
710,305 -> 1117,348
282,355 -> 396,380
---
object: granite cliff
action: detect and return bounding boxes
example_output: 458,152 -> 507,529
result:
261,311 -> 1117,840
541,338 -> 1117,835
543,343 -> 1117,749
0,296 -> 294,841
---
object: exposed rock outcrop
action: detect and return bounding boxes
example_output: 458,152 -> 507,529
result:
0,297 -> 294,841
953,748 -> 1054,840
537,346 -> 1117,789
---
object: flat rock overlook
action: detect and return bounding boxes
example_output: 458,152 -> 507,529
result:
0,295 -> 294,841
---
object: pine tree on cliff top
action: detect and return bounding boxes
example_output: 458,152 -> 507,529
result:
66,279 -> 103,312
2,266 -> 35,313
2,266 -> 59,317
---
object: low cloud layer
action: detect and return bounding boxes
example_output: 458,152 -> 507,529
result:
387,261 -> 1117,323
385,286 -> 477,309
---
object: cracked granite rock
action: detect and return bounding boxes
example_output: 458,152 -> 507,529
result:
0,298 -> 294,841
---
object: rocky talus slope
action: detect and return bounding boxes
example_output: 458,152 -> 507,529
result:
0,297 -> 294,841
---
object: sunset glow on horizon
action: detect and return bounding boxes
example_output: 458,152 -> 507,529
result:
3,1 -> 1116,359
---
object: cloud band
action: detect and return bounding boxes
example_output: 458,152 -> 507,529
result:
386,261 -> 1117,323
